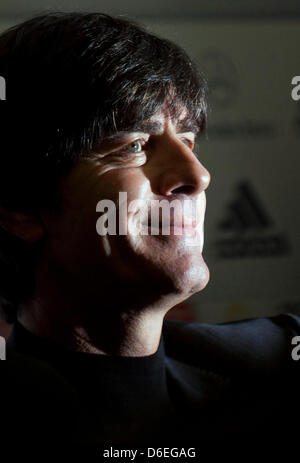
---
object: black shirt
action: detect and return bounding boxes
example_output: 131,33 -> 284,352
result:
2,313 -> 300,458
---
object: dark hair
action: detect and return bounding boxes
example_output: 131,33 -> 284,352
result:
0,11 -> 207,322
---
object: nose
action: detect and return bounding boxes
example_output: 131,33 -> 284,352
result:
154,138 -> 211,197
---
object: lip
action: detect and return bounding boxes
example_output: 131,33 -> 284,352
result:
135,219 -> 204,249
140,220 -> 200,236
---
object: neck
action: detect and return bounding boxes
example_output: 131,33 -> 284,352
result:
18,259 -> 180,357
18,297 -> 170,357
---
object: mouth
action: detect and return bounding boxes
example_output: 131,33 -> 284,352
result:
140,218 -> 201,236
128,198 -> 205,244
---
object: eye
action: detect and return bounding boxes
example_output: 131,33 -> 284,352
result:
122,139 -> 147,153
180,137 -> 195,149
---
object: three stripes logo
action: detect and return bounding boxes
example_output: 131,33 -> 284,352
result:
215,181 -> 290,259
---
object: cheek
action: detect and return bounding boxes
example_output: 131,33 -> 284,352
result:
49,159 -> 151,258
59,156 -> 147,209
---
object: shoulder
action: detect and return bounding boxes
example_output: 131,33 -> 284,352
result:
162,313 -> 300,378
1,347 -> 79,452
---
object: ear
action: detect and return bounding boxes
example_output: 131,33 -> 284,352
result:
0,207 -> 45,243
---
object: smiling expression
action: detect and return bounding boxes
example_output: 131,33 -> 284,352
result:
39,106 -> 211,312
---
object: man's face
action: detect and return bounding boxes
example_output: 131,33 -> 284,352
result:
40,108 -> 211,314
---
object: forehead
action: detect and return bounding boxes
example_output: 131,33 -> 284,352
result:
105,106 -> 199,143
147,106 -> 191,128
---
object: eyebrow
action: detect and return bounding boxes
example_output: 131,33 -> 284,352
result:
104,118 -> 201,143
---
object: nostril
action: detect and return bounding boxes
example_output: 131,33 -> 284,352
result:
171,185 -> 195,195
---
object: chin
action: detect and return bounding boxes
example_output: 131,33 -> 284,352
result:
119,233 -> 210,299
169,254 -> 210,298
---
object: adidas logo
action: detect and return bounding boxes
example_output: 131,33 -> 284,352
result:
215,181 -> 290,259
